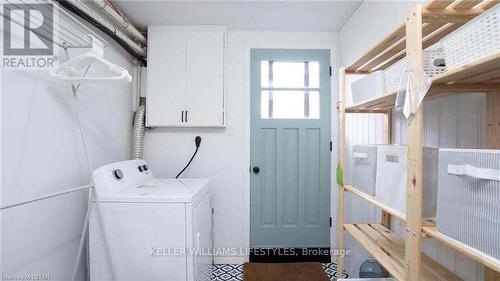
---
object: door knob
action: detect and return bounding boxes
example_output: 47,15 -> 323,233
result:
252,166 -> 260,174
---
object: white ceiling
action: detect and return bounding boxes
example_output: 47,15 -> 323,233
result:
114,1 -> 363,32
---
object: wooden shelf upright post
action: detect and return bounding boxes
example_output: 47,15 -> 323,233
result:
405,5 -> 424,281
337,67 -> 346,278
485,86 -> 500,281
382,109 -> 393,229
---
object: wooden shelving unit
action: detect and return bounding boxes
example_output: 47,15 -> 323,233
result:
337,1 -> 500,280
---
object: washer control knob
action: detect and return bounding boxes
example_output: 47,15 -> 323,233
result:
138,166 -> 144,172
113,169 -> 124,180
142,164 -> 149,171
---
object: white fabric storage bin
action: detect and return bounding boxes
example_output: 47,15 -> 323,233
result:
375,145 -> 438,218
351,71 -> 385,105
437,149 -> 500,260
352,145 -> 378,196
423,147 -> 439,219
375,145 -> 407,214
440,4 -> 500,69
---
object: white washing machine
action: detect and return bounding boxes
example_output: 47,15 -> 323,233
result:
89,159 -> 213,281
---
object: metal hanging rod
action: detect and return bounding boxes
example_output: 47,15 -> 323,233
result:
0,184 -> 91,211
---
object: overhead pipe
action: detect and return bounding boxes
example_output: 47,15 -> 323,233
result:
58,0 -> 146,59
89,0 -> 147,45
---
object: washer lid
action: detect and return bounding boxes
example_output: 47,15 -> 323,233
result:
97,178 -> 210,203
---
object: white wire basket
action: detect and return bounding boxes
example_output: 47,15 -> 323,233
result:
440,4 -> 500,70
384,48 -> 446,93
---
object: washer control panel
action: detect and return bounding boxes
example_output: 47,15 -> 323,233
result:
93,159 -> 154,198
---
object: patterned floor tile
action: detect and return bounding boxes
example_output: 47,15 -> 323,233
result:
211,263 -> 347,280
322,262 -> 349,280
212,264 -> 244,281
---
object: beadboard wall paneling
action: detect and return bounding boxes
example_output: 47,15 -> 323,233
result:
392,93 -> 486,147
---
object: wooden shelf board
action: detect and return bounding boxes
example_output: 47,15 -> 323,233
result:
452,0 -> 482,9
344,224 -> 405,281
345,25 -> 406,72
427,0 -> 455,9
345,0 -> 495,73
344,224 -> 463,281
422,226 -> 500,273
344,185 -> 406,221
346,93 -> 396,112
346,52 -> 500,113
479,0 -> 500,10
422,8 -> 485,23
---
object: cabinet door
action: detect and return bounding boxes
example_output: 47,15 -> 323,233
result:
147,30 -> 186,126
185,31 -> 225,127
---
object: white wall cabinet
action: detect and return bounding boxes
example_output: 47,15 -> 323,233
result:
147,26 -> 225,127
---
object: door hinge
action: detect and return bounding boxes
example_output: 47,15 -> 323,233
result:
330,141 -> 333,152
212,208 -> 215,214
330,217 -> 332,227
329,66 -> 332,76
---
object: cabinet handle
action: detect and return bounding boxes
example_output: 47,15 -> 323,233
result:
186,111 -> 188,122
181,111 -> 184,123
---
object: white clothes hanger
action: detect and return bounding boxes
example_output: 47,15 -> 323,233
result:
50,35 -> 132,83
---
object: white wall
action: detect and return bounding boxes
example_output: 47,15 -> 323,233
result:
0,23 -> 137,280
339,0 -> 426,67
144,31 -> 339,263
338,1 -> 487,280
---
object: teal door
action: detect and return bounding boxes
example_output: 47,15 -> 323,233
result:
250,49 -> 331,248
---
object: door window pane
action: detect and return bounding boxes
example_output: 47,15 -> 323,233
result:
260,60 -> 321,119
261,61 -> 319,88
261,90 -> 319,119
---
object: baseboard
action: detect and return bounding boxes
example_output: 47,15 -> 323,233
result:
214,256 -> 248,264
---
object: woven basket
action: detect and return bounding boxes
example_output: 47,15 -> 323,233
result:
384,48 -> 446,93
441,4 -> 500,69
